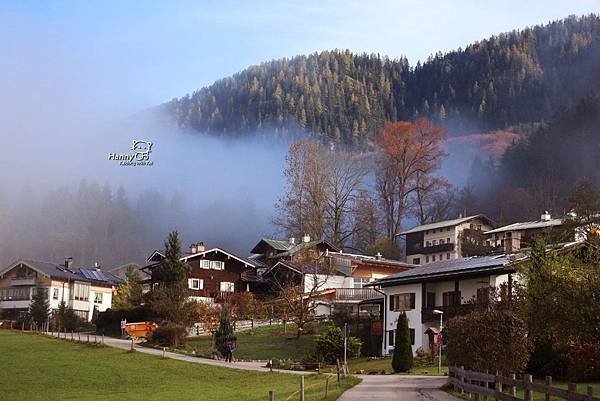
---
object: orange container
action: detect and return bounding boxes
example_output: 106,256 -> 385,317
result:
124,322 -> 157,339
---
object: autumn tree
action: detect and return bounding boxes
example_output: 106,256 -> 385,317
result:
113,265 -> 144,309
375,118 -> 448,243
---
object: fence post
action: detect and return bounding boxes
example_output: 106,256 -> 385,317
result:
268,390 -> 274,401
461,366 -> 466,395
101,334 -> 104,345
494,372 -> 502,401
299,376 -> 305,401
510,374 -> 517,397
78,332 -> 81,342
483,370 -> 489,401
545,376 -> 552,401
130,337 -> 134,351
524,374 -> 533,401
568,383 -> 577,401
587,385 -> 593,398
163,347 -> 166,358
325,377 -> 329,399
87,334 -> 90,343
71,331 -> 74,341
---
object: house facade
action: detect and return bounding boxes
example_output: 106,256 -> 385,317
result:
143,242 -> 263,303
368,254 -> 516,356
0,259 -> 123,321
485,211 -> 570,252
249,235 -> 340,268
399,215 -> 495,265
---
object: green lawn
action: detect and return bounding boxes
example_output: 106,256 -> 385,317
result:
347,356 -> 448,376
0,330 -> 358,401
180,323 -> 322,361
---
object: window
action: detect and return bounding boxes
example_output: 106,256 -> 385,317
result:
220,282 -> 234,292
447,227 -> 451,232
409,328 -> 415,345
477,224 -> 482,230
432,239 -> 437,245
73,283 -> 89,301
353,277 -> 373,289
389,293 -> 416,311
425,256 -> 429,263
94,292 -> 103,304
432,255 -> 436,262
439,238 -> 444,244
412,257 -> 421,265
189,278 -> 203,290
447,237 -> 451,243
446,253 -> 451,260
442,291 -> 461,306
426,241 -> 431,247
426,292 -> 436,307
201,260 -> 211,269
53,288 -> 59,300
211,261 -> 224,270
388,330 -> 395,346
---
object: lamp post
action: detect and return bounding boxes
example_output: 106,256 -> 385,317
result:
433,309 -> 444,375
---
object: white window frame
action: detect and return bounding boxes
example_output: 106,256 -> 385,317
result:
220,282 -> 234,292
53,288 -> 59,300
189,278 -> 203,290
211,261 -> 224,270
94,292 -> 103,304
201,260 -> 211,269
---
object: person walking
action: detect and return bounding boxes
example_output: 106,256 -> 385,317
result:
225,339 -> 237,362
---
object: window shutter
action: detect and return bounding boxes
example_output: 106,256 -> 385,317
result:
389,295 -> 395,311
199,279 -> 203,290
188,279 -> 193,289
410,293 -> 416,309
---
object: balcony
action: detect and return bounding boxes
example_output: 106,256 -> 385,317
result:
10,278 -> 36,286
421,304 -> 477,323
420,242 -> 454,255
333,288 -> 382,302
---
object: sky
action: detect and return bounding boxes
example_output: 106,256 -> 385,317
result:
1,0 -> 599,117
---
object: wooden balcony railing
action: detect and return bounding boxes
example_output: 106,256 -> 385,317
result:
421,304 -> 477,323
333,288 -> 381,301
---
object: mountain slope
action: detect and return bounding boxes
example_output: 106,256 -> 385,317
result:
164,14 -> 600,147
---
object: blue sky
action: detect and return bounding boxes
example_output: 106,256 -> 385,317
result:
1,0 -> 599,116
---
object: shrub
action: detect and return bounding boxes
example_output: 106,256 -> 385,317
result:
148,322 -> 188,347
392,312 -> 413,372
565,341 -> 600,381
445,308 -> 530,373
214,307 -> 236,357
314,325 -> 362,363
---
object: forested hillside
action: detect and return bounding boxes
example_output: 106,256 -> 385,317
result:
164,15 -> 600,146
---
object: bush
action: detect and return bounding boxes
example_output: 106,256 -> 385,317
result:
148,322 -> 188,347
565,341 -> 600,381
314,325 -> 362,363
445,308 -> 531,373
392,312 -> 413,372
214,307 -> 236,357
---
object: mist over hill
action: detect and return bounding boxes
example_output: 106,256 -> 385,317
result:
164,15 -> 600,147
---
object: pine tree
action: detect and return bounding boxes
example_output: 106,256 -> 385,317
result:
214,306 -> 236,357
392,312 -> 414,372
29,285 -> 50,325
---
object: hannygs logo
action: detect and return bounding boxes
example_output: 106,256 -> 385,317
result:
108,140 -> 154,166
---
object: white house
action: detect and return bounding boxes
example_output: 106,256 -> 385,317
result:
368,254 -> 517,356
0,259 -> 123,322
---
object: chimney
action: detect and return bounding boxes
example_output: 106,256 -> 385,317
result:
541,211 -> 551,221
190,243 -> 197,254
197,242 -> 205,252
64,257 -> 73,269
375,252 -> 382,261
289,237 -> 295,245
302,234 -> 311,243
94,261 -> 101,271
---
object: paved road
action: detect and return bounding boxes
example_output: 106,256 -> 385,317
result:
338,375 -> 460,401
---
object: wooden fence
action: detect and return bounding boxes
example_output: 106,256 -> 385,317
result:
449,366 -> 599,401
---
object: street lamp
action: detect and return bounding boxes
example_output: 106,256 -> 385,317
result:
433,309 -> 444,375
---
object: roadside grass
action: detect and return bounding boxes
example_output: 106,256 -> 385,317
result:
348,356 -> 449,376
0,330 -> 357,401
180,322 -> 326,361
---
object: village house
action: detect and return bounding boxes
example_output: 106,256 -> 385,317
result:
485,211 -> 572,252
399,215 -> 495,265
142,242 -> 264,303
248,235 -> 340,268
0,258 -> 123,321
368,240 -> 588,357
260,250 -> 414,316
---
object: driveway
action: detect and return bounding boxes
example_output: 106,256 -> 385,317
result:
338,375 -> 459,401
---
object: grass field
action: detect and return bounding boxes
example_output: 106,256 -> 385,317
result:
180,323 -> 324,361
347,356 -> 448,376
0,330 -> 358,401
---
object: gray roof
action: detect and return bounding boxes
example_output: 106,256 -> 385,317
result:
399,214 -> 493,235
369,254 -> 511,286
0,260 -> 124,286
485,218 -> 563,234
